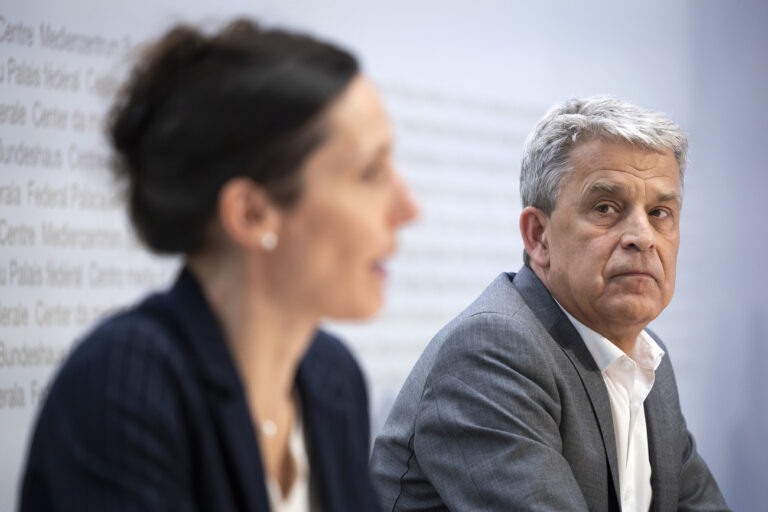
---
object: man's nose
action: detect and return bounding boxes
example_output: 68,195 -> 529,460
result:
620,208 -> 654,251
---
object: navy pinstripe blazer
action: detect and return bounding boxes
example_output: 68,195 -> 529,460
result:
20,269 -> 381,512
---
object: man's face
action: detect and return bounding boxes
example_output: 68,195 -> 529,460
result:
542,139 -> 682,342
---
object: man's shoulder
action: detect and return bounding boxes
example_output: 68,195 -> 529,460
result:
389,271 -> 558,399
433,271 -> 553,353
461,271 -> 522,316
371,270 -> 573,509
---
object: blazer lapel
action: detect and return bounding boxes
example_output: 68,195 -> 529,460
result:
296,345 -> 350,512
162,268 -> 272,511
207,389 -> 272,511
512,266 -> 622,506
644,358 -> 678,512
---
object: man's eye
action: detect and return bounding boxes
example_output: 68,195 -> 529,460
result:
596,204 -> 615,214
650,208 -> 669,218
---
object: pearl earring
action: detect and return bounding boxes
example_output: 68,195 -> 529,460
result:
260,231 -> 278,251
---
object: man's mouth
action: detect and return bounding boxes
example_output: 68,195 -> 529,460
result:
613,270 -> 656,281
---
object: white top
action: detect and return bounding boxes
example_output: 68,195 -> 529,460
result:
559,306 -> 664,512
265,411 -> 311,512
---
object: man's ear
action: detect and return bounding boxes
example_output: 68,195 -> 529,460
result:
520,206 -> 551,268
217,177 -> 280,249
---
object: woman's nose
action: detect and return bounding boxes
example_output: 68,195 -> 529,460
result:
390,172 -> 419,226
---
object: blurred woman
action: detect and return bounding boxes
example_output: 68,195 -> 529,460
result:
21,19 -> 417,512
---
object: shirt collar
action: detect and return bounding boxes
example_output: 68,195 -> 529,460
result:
555,301 -> 665,372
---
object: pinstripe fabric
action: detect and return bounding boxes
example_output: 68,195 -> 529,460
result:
20,268 -> 381,512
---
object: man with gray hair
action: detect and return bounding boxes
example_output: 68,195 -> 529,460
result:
371,97 -> 730,511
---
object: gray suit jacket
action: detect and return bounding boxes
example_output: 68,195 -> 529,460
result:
371,266 -> 729,511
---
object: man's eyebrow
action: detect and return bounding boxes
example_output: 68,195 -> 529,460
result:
582,181 -> 682,205
583,181 -> 627,197
655,191 -> 682,205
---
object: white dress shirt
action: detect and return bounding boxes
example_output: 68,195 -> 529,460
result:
559,306 -> 665,512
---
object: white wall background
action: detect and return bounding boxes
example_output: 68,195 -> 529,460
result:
1,1 -> 765,510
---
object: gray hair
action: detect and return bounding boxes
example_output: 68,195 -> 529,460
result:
520,96 -> 687,212
519,96 -> 688,265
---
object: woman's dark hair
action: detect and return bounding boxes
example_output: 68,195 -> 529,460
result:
109,19 -> 359,254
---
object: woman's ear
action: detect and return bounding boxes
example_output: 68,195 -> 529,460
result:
217,177 -> 280,250
519,206 -> 551,269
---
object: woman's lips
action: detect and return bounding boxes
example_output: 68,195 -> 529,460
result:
372,261 -> 388,277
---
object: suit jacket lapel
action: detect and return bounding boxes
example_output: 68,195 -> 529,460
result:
207,391 -> 272,511
161,268 -> 272,511
512,266 -> 622,506
296,346 -> 349,512
644,355 -> 678,512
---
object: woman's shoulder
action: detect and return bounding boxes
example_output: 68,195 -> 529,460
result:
22,297 -> 201,509
304,329 -> 361,372
47,296 -> 196,414
299,329 -> 368,406
74,300 -> 182,363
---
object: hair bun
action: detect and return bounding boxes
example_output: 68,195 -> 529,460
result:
106,18 -> 358,254
109,27 -> 209,167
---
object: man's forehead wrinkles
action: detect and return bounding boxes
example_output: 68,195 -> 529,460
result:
577,176 -> 681,204
578,164 -> 678,180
